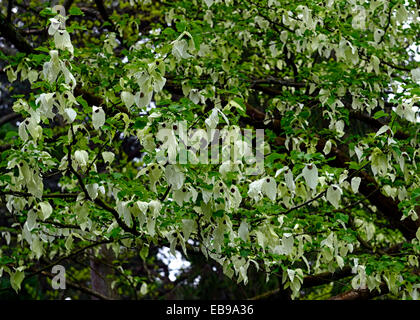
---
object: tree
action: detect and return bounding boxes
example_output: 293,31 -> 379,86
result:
0,0 -> 419,300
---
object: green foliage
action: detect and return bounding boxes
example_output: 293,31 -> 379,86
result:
0,0 -> 419,301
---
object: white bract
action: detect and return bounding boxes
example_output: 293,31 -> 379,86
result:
326,185 -> 342,209
302,163 -> 318,191
165,165 -> 185,190
351,177 -> 361,194
92,106 -> 106,130
102,152 -> 115,164
121,91 -> 135,109
248,177 -> 276,202
411,68 -> 420,84
172,39 -> 192,60
48,16 -> 74,54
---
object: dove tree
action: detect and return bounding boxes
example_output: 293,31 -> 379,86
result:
0,0 -> 419,300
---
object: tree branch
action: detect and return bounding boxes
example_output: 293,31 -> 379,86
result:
67,125 -> 138,235
329,283 -> 388,300
6,0 -> 13,23
0,12 -> 34,54
315,139 -> 419,240
251,77 -> 305,88
0,112 -> 20,127
0,190 -> 78,199
248,266 -> 353,300
244,104 -> 418,240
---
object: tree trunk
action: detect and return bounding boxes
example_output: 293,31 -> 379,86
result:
90,245 -> 116,300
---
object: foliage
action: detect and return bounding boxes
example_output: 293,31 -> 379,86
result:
0,0 -> 419,300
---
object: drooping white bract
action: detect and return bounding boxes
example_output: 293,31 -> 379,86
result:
370,147 -> 388,176
48,15 -> 74,54
375,125 -> 390,137
201,187 -> 213,204
48,17 -> 61,35
102,152 -> 115,164
204,0 -> 214,8
116,200 -> 132,228
182,219 -> 197,241
42,50 -> 76,89
42,51 -> 60,83
302,163 -> 318,191
323,140 -> 332,155
411,68 -> 420,84
86,183 -> 99,200
135,88 -> 153,109
205,108 -> 219,129
284,168 -> 296,191
35,93 -> 56,120
38,202 -> 53,220
326,185 -> 342,209
156,127 -> 178,164
248,179 -> 264,202
54,30 -> 74,55
74,150 -> 89,170
165,164 -> 185,190
189,89 -> 206,104
121,91 -> 135,109
205,107 -> 229,130
18,121 -> 29,142
92,106 -> 106,130
351,177 -> 361,194
172,39 -> 192,60
64,108 -> 77,123
173,185 -> 198,206
238,220 -> 249,241
248,177 -> 276,202
227,184 -> 242,211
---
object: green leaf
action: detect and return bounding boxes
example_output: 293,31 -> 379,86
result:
0,175 -> 12,183
76,96 -> 88,109
373,110 -> 388,119
10,270 -> 25,293
69,7 -> 84,16
140,245 -> 149,261
39,8 -> 54,18
133,117 -> 148,129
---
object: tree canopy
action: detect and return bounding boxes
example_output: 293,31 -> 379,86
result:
0,0 -> 419,300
